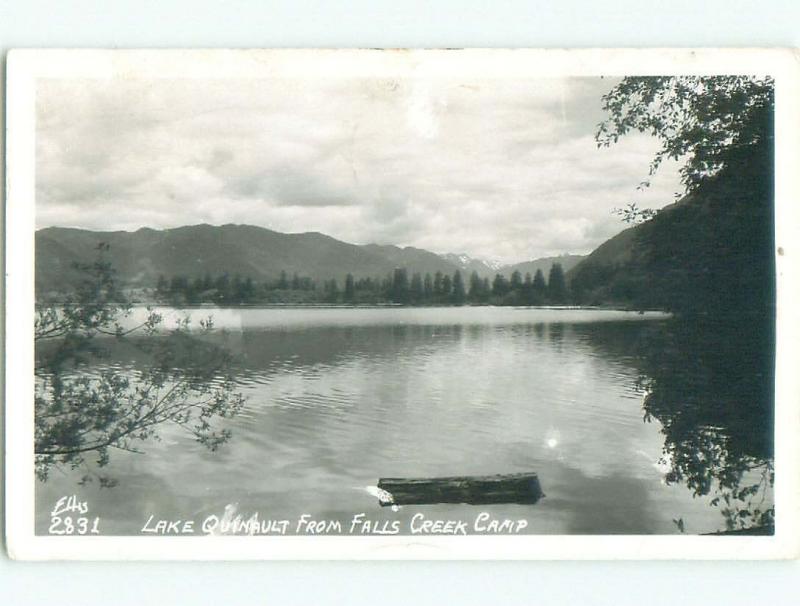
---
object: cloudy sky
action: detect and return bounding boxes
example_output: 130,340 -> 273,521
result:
36,76 -> 682,264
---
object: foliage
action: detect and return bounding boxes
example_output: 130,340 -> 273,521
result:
452,270 -> 466,304
532,269 -> 546,298
152,262 -> 574,307
344,273 -> 356,302
35,244 -> 245,484
635,318 -> 775,531
581,319 -> 774,532
613,202 -> 659,225
597,75 -> 774,193
588,76 -> 776,532
547,263 -> 567,303
575,76 -> 775,317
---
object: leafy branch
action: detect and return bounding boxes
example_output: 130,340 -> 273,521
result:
34,244 -> 245,483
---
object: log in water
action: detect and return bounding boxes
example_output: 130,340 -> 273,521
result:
377,472 -> 544,506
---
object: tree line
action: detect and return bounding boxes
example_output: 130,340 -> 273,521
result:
154,264 -> 571,306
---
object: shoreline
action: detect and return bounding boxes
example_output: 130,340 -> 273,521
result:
114,302 -> 672,314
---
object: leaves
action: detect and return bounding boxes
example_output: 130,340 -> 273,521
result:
597,76 -> 774,194
612,203 -> 660,225
34,246 -> 246,483
638,319 -> 775,532
593,77 -> 776,533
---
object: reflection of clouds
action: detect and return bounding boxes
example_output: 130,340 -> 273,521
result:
542,461 -> 668,534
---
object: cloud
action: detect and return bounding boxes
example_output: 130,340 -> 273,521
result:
36,76 -> 682,263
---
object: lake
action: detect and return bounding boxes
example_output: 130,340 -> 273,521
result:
35,306 -> 774,535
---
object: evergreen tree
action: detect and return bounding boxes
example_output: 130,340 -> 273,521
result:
344,273 -> 355,302
423,273 -> 434,300
433,271 -> 444,296
326,279 -> 339,303
242,277 -> 255,302
215,273 -> 230,303
452,270 -> 466,304
410,272 -> 423,303
548,263 -> 567,303
358,277 -> 375,293
278,270 -> 289,289
532,269 -> 547,301
523,272 -> 533,303
492,273 -> 509,297
468,271 -> 483,301
441,274 -> 452,299
232,274 -> 244,304
380,274 -> 392,299
510,270 -> 523,291
391,268 -> 409,303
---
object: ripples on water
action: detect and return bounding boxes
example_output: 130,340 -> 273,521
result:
35,307 -> 773,535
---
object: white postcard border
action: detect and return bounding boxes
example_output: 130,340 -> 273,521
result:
5,48 -> 799,560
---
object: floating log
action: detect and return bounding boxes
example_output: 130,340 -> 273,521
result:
377,472 -> 544,506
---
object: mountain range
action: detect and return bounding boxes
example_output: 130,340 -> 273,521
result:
35,224 -> 585,293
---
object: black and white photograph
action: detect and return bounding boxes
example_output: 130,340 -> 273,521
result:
5,49 -> 799,559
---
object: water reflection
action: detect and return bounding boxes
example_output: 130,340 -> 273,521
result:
576,316 -> 775,533
35,308 -> 774,535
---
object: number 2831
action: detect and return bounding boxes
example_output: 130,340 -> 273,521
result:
48,516 -> 100,535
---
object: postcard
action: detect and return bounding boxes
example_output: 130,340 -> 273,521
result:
5,48 -> 799,559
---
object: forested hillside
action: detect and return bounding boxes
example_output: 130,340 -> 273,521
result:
570,76 -> 774,318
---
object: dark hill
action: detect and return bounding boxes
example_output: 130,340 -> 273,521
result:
568,132 -> 773,317
35,224 -> 466,294
37,224 -> 592,296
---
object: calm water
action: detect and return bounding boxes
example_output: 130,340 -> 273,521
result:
35,307 -> 774,535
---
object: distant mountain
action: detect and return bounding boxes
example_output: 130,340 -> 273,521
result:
439,252 -> 585,279
439,253 -> 503,276
35,224 -> 456,294
35,223 -> 586,295
362,244 -> 460,278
